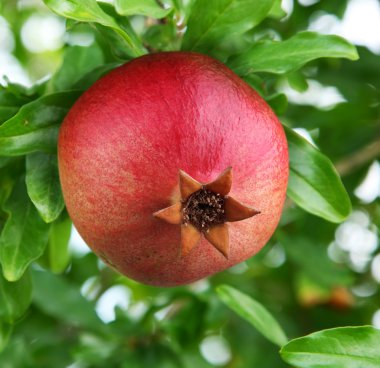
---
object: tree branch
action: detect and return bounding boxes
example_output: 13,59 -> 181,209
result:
335,139 -> 380,177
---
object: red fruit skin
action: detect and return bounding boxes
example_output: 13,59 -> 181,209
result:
58,52 -> 288,287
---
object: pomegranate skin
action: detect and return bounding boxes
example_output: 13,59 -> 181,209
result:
58,52 -> 288,287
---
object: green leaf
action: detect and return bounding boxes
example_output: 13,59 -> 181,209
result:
279,235 -> 354,287
73,63 -> 120,90
0,157 -> 14,170
1,76 -> 46,98
0,267 -> 32,323
280,326 -> 380,368
265,93 -> 288,115
0,322 -> 12,352
182,0 -> 275,53
287,71 -> 309,92
285,126 -> 352,223
143,22 -> 179,52
216,285 -> 288,347
0,91 -> 81,156
44,215 -> 72,273
96,2 -> 145,60
25,152 -> 64,223
242,74 -> 265,95
0,169 -> 14,217
49,44 -> 104,92
0,89 -> 31,124
115,0 -> 171,18
268,0 -> 286,19
32,270 -> 105,332
43,0 -> 145,57
0,178 -> 51,281
228,32 -> 359,75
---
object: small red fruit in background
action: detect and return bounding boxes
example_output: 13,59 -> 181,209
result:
58,52 -> 288,287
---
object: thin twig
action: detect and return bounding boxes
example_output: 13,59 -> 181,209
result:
335,138 -> 380,176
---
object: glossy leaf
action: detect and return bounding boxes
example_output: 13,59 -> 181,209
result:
281,326 -> 380,368
44,216 -> 72,273
49,44 -> 104,92
0,91 -> 81,156
285,126 -> 352,223
228,32 -> 359,75
0,267 -> 32,323
43,0 -> 145,57
96,2 -> 145,60
115,0 -> 171,18
0,178 -> 50,281
182,0 -> 275,52
217,285 -> 288,347
26,152 -> 64,223
32,270 -> 105,332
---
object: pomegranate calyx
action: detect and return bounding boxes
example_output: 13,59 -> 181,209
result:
153,202 -> 182,224
224,196 -> 260,222
181,223 -> 202,257
153,167 -> 260,258
204,223 -> 229,258
179,169 -> 202,200
204,166 -> 232,196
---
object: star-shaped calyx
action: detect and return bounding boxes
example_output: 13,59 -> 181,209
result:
153,167 -> 260,259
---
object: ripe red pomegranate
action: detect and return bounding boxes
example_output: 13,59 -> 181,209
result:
58,52 -> 288,287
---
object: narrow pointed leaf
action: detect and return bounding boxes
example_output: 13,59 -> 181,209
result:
0,267 -> 32,323
228,32 -> 359,75
280,326 -> 380,368
49,44 -> 104,92
40,216 -> 72,274
285,126 -> 352,223
0,91 -> 81,156
0,89 -> 31,123
0,178 -> 50,281
182,0 -> 275,53
115,0 -> 171,19
217,285 -> 288,347
96,2 -> 146,60
43,0 -> 145,57
26,152 -> 64,223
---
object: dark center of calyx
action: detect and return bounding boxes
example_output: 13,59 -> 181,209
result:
182,188 -> 226,232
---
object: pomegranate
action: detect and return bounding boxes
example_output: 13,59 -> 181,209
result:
58,52 -> 288,287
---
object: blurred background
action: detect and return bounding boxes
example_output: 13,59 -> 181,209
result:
0,0 -> 380,367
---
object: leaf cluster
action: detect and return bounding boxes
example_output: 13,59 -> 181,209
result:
1,0 -> 379,367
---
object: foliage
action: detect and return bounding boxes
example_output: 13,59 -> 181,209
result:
0,0 -> 379,367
